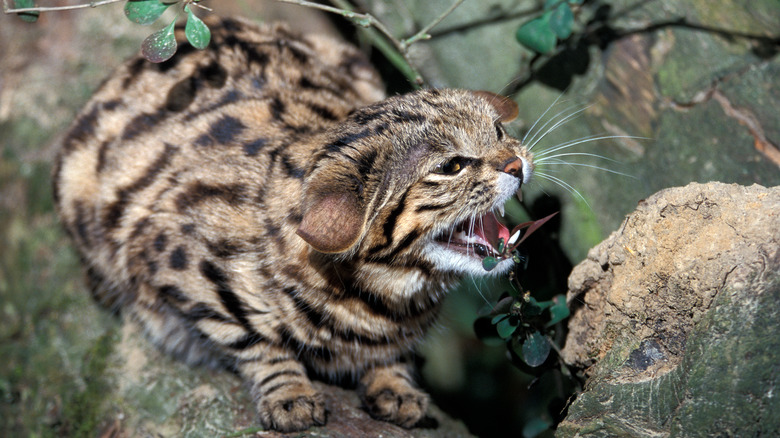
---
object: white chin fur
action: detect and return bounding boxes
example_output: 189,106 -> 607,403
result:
423,244 -> 515,277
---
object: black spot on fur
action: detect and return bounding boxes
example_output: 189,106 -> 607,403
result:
159,285 -> 188,303
165,77 -> 197,112
223,34 -> 270,67
211,115 -> 246,144
194,133 -> 213,147
243,138 -> 268,156
62,105 -> 101,153
270,97 -> 285,121
227,332 -> 267,350
307,103 -> 339,121
153,232 -> 167,252
175,182 -> 248,211
200,260 -> 255,332
326,129 -> 372,154
169,245 -> 188,270
356,149 -> 377,178
121,110 -> 168,141
103,143 -> 178,230
280,155 -> 305,179
207,239 -> 241,258
201,62 -> 228,88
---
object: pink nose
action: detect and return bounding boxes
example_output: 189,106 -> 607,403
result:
502,157 -> 523,177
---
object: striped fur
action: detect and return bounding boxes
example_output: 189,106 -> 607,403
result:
53,17 -> 533,431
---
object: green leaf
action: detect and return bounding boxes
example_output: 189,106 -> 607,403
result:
491,296 -> 515,316
521,331 -> 551,367
496,317 -> 517,339
491,314 -> 508,325
516,13 -> 557,55
522,298 -> 543,318
482,256 -> 499,271
142,18 -> 178,63
13,0 -> 39,23
549,3 -> 574,39
522,417 -> 552,438
185,6 -> 211,50
546,294 -> 570,327
125,0 -> 170,26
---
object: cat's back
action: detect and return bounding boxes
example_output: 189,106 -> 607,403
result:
53,17 -> 384,274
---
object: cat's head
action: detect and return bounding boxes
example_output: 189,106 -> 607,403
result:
297,88 -> 533,277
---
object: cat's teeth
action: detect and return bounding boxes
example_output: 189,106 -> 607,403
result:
497,204 -> 505,217
507,229 -> 521,246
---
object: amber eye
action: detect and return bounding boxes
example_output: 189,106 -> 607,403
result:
433,157 -> 468,175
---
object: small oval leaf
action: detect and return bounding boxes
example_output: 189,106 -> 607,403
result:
142,19 -> 178,63
521,331 -> 551,367
482,256 -> 499,271
549,3 -> 574,39
496,317 -> 517,339
13,0 -> 39,23
125,0 -> 170,26
185,6 -> 211,50
515,12 -> 557,55
546,294 -> 571,327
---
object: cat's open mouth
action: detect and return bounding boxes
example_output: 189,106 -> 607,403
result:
434,208 -> 510,258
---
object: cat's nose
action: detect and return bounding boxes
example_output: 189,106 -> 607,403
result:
500,157 -> 523,178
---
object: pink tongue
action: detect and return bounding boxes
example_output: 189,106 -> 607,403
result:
474,211 -> 510,251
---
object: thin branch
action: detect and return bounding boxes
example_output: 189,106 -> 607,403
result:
401,0 -> 465,49
323,0 -> 425,87
3,0 -> 123,14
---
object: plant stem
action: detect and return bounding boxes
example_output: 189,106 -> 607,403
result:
401,0 -> 465,49
3,0 -> 123,14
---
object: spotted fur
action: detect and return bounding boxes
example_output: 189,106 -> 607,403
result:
53,17 -> 534,432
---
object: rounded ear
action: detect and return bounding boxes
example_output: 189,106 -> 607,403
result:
470,90 -> 519,122
297,191 -> 364,253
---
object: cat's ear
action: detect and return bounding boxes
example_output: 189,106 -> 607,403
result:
297,190 -> 365,254
470,90 -> 519,122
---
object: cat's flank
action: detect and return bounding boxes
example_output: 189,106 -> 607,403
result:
53,17 -> 533,432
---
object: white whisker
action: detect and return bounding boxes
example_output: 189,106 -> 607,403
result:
534,173 -> 590,208
527,105 -> 592,151
522,91 -> 567,144
535,135 -> 647,158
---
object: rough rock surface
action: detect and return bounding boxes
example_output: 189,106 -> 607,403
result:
558,182 -> 780,437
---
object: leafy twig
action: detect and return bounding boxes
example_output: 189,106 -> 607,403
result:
3,0 -> 124,14
401,0 -> 465,49
278,0 -> 466,87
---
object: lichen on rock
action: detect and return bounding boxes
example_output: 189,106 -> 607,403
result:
559,182 -> 780,437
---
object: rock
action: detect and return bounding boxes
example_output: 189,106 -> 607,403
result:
558,182 -> 780,437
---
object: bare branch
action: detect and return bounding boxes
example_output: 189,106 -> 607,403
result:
3,0 -> 124,14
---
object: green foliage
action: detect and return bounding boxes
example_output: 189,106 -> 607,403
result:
124,0 -> 171,25
476,289 -> 568,368
185,5 -> 211,49
12,0 -> 39,22
516,0 -> 583,54
124,0 -> 212,63
142,18 -> 178,62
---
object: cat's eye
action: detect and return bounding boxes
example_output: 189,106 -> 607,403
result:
433,157 -> 469,175
495,122 -> 505,141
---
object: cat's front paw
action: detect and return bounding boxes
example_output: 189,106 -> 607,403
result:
359,367 -> 429,428
257,383 -> 327,432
